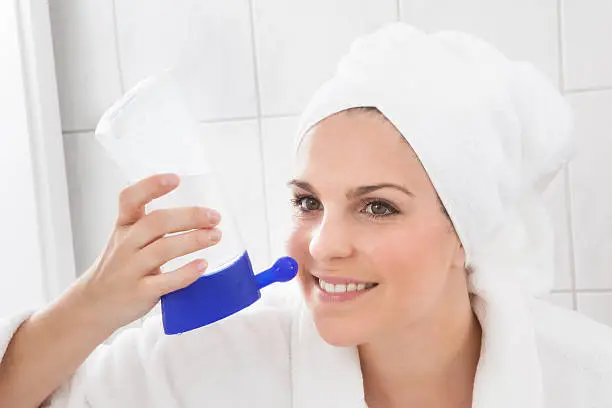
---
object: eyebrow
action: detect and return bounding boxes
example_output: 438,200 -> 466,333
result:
286,179 -> 415,199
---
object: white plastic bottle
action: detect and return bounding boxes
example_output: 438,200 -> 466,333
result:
95,71 -> 297,334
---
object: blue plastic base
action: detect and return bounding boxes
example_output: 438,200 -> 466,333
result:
161,252 -> 260,335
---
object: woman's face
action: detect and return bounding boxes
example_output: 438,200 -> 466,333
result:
286,110 -> 467,347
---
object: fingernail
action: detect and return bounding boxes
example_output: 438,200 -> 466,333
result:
209,230 -> 221,242
161,174 -> 179,187
196,260 -> 208,271
207,209 -> 221,224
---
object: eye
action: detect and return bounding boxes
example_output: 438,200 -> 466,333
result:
363,201 -> 398,218
290,195 -> 322,212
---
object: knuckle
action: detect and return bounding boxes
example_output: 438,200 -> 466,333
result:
139,248 -> 161,271
139,240 -> 169,269
139,279 -> 161,298
190,206 -> 201,223
118,186 -> 134,208
194,230 -> 209,247
190,207 -> 207,225
156,237 -> 177,260
203,229 -> 221,246
146,209 -> 169,232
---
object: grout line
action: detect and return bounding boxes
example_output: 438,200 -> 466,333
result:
556,2 -> 577,310
551,289 -> 574,293
563,164 -> 579,310
111,0 -> 126,93
63,129 -> 94,135
396,0 -> 402,21
247,0 -> 273,263
199,112 -> 300,125
262,112 -> 301,119
554,288 -> 612,294
61,113 -> 302,135
564,85 -> 612,95
200,115 -> 258,124
556,0 -> 566,92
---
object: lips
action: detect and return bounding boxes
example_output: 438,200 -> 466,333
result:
310,270 -> 380,297
316,277 -> 378,293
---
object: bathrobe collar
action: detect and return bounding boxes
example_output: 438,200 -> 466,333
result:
290,284 -> 544,408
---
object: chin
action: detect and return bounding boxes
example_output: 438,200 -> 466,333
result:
311,314 -> 371,347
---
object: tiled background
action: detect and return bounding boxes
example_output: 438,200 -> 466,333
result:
48,1 -> 612,328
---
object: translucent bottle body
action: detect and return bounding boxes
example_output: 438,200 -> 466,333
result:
145,173 -> 245,275
95,70 -> 298,334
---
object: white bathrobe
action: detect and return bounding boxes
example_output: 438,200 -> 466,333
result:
1,288 -> 612,408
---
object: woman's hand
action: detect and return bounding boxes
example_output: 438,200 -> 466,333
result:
77,173 -> 222,332
0,173 -> 224,408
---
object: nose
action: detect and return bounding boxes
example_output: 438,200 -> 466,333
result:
308,212 -> 353,263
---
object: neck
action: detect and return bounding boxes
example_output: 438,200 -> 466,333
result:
359,290 -> 481,408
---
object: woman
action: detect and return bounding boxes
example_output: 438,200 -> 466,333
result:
1,23 -> 611,408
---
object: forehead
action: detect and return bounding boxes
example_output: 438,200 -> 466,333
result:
293,111 -> 424,186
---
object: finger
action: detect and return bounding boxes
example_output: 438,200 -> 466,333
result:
133,228 -> 222,273
126,206 -> 222,250
116,174 -> 180,227
143,259 -> 208,297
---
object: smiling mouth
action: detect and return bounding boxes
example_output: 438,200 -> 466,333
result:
314,277 -> 379,294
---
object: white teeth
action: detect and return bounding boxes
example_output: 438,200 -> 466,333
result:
334,284 -> 347,293
318,279 -> 375,294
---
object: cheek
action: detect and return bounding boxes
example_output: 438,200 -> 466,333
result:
285,223 -> 312,277
286,221 -> 309,255
364,220 -> 455,302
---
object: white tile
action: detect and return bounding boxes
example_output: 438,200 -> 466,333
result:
541,292 -> 575,310
261,117 -> 300,259
561,0 -> 612,90
49,0 -> 123,131
252,0 -> 397,116
114,0 -> 257,121
577,292 -> 612,328
198,120 -> 270,272
400,0 -> 560,86
63,132 -> 128,274
542,168 -> 573,290
567,91 -> 612,289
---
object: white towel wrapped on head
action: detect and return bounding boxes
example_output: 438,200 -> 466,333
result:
295,22 -> 573,296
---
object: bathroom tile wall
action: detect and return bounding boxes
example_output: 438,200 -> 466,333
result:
49,0 -> 612,328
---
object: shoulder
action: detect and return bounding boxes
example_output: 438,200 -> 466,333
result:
530,299 -> 612,407
75,293 -> 300,406
47,297 -> 300,407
